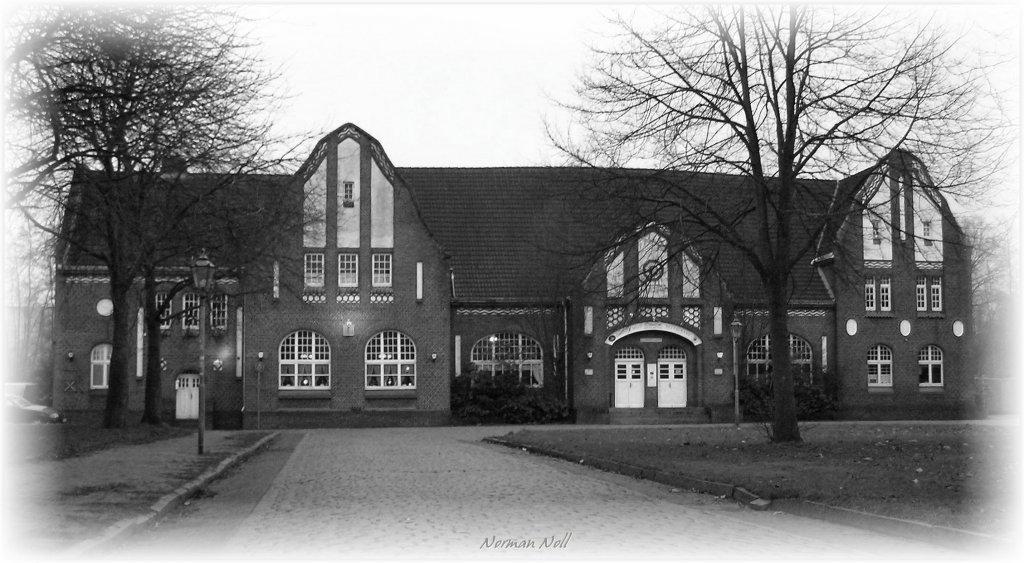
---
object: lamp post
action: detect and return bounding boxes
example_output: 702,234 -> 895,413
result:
730,319 -> 743,429
191,250 -> 216,455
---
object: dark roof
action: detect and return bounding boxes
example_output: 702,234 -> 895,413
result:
399,166 -> 836,304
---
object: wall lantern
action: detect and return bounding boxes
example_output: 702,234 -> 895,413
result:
66,351 -> 75,362
212,358 -> 224,372
257,351 -> 264,361
430,353 -> 438,362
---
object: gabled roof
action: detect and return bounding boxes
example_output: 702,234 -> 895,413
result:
399,166 -> 836,304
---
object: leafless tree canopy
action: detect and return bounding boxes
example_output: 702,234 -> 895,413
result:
553,5 -> 1010,442
4,6 -> 295,427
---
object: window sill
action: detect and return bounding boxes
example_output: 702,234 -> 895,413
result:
365,389 -> 417,400
278,389 -> 331,399
918,386 -> 945,393
867,386 -> 893,394
864,312 -> 893,318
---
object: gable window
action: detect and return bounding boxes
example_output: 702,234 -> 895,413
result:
338,253 -> 358,287
365,330 -> 415,388
90,344 -> 112,389
279,330 -> 330,389
930,276 -> 943,311
342,181 -> 355,207
864,277 -> 876,311
372,253 -> 392,287
918,345 -> 943,386
879,276 -> 891,312
867,345 -> 893,387
470,332 -> 544,387
606,251 -> 624,298
638,232 -> 668,298
156,292 -> 171,331
680,252 -> 701,298
304,253 -> 325,287
182,293 -> 200,331
209,295 -> 228,331
916,276 -> 928,311
921,221 -> 933,245
871,220 -> 882,245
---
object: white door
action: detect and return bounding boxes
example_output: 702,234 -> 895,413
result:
614,347 -> 645,408
657,360 -> 687,407
175,374 -> 199,420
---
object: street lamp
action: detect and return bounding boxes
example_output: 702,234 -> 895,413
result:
191,250 -> 216,455
730,319 -> 743,429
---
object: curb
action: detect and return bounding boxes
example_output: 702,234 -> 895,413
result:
484,436 -> 1008,552
61,431 -> 281,558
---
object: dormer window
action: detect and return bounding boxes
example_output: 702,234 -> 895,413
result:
342,181 -> 355,207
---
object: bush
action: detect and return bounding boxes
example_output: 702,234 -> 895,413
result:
739,376 -> 837,422
451,371 -> 569,424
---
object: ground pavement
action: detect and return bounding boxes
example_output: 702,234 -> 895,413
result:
2,424 -> 1015,560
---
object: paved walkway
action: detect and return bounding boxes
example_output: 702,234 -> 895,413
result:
2,422 -> 1017,560
2,430 -> 270,555
157,427 -> 961,559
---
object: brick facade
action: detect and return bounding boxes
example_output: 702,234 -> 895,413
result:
52,125 -> 975,427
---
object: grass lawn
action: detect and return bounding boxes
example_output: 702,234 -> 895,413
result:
3,422 -> 194,462
498,422 -> 1019,538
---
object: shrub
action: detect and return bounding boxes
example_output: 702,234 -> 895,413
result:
451,371 -> 569,424
739,376 -> 837,422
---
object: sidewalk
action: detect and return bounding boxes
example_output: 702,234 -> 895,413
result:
2,429 -> 277,557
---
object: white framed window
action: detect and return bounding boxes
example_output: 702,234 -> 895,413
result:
90,343 -> 112,389
867,344 -> 893,387
342,181 -> 355,207
864,277 -> 876,311
372,253 -> 392,287
639,231 -> 668,298
745,334 -> 814,384
470,332 -> 544,387
338,253 -> 358,287
365,330 -> 416,388
879,276 -> 891,312
916,276 -> 928,311
304,253 -> 325,287
922,221 -> 933,245
871,219 -> 882,244
210,295 -> 227,330
182,293 -> 200,330
930,276 -> 943,311
279,330 -> 330,389
918,345 -> 943,386
156,292 -> 171,330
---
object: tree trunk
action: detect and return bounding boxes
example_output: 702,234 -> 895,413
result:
767,278 -> 801,442
141,272 -> 165,425
103,273 -> 134,428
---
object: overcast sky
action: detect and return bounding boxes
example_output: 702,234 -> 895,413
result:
239,3 -> 1020,186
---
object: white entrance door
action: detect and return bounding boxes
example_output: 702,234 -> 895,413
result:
657,347 -> 687,407
175,374 -> 199,420
614,347 -> 645,408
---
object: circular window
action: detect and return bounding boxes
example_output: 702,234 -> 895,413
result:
96,298 -> 113,317
952,320 -> 965,337
641,260 -> 664,281
845,319 -> 857,336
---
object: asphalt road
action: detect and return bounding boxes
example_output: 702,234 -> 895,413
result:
109,427 -> 962,560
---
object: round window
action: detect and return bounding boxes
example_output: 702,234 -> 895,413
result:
96,298 -> 113,317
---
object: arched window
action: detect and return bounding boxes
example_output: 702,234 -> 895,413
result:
745,334 -> 814,384
470,332 -> 543,387
90,344 -> 112,389
366,331 -> 416,389
279,330 -> 330,389
918,345 -> 943,387
867,344 -> 893,387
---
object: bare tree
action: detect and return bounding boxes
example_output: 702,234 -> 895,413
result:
5,6 -> 299,427
554,6 -> 1008,441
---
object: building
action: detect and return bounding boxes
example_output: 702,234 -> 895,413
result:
51,123 -> 976,427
